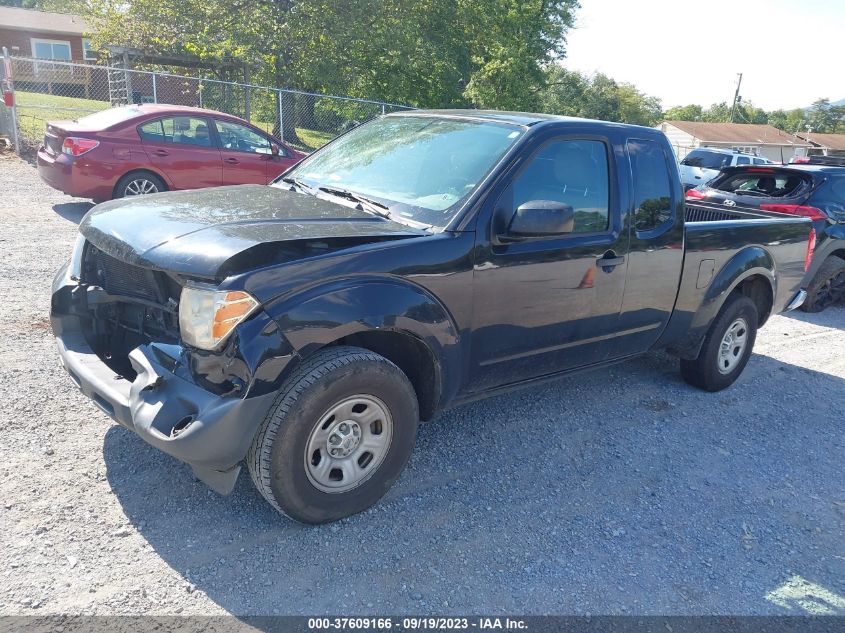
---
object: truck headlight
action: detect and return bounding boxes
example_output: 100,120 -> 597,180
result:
179,285 -> 259,350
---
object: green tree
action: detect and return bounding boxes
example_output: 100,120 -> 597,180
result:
663,104 -> 703,121
808,98 -> 835,133
701,102 -> 731,122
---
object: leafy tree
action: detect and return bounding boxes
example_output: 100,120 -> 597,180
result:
1,0 -> 88,11
663,104 -> 703,121
808,98 -> 837,133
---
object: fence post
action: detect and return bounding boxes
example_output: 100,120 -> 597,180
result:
277,90 -> 284,143
152,72 -> 158,103
382,104 -> 386,115
2,47 -> 20,154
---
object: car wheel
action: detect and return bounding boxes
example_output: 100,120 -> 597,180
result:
801,255 -> 845,313
114,172 -> 166,199
247,346 -> 419,524
680,294 -> 758,392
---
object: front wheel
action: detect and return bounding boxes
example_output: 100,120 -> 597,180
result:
247,346 -> 419,524
680,294 -> 758,392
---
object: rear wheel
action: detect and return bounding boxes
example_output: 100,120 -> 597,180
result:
801,255 -> 845,313
680,294 -> 758,392
114,171 -> 166,199
247,346 -> 419,524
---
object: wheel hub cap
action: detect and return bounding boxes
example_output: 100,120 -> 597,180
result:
304,395 -> 393,494
327,420 -> 362,458
717,317 -> 748,375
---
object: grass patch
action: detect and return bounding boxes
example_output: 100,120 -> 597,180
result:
14,91 -> 109,143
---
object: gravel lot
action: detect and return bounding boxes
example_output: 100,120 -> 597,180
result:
1,152 -> 843,617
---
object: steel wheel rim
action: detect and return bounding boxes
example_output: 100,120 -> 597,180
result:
717,317 -> 748,375
816,272 -> 845,309
125,178 -> 159,196
305,394 -> 393,494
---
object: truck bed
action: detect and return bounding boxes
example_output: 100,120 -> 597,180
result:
658,201 -> 812,355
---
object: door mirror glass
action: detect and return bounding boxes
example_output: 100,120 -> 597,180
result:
506,200 -> 574,238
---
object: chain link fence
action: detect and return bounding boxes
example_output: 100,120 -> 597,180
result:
1,50 -> 411,155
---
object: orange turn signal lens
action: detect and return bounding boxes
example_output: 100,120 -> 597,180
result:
179,286 -> 259,350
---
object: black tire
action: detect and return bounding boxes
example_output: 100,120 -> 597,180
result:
800,255 -> 845,313
246,346 -> 419,524
680,294 -> 758,392
114,171 -> 167,199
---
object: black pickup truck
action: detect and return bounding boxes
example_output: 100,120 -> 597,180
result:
51,111 -> 812,523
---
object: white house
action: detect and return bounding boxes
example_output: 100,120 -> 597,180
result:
657,121 -> 811,163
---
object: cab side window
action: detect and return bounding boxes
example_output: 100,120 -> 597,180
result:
628,138 -> 673,234
503,139 -> 610,234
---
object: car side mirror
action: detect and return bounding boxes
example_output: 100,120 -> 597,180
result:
504,200 -> 575,239
270,143 -> 280,157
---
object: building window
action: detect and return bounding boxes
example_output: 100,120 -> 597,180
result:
83,39 -> 97,61
31,38 -> 72,61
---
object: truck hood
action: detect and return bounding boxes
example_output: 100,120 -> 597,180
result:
80,184 -> 428,279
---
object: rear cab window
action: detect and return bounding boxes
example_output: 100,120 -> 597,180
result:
628,138 -> 674,234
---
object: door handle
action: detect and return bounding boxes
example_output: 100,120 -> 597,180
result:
596,251 -> 625,272
152,149 -> 169,157
224,157 -> 239,164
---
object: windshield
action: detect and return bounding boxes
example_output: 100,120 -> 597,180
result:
276,115 -> 524,227
680,150 -> 733,170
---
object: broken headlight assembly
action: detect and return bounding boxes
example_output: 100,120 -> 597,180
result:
178,285 -> 259,350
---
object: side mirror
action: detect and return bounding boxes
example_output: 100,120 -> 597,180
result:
270,143 -> 280,157
504,200 -> 575,238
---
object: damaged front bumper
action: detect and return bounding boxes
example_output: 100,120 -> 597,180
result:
51,264 -> 286,494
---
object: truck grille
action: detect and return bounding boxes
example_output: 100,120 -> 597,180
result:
94,251 -> 162,302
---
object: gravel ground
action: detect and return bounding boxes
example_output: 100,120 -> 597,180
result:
0,152 -> 843,617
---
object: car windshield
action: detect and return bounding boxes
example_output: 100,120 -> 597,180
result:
275,115 -> 524,228
75,106 -> 146,129
680,150 -> 733,170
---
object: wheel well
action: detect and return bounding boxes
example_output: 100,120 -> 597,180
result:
734,275 -> 773,326
828,249 -> 845,264
331,330 -> 440,421
113,169 -> 168,198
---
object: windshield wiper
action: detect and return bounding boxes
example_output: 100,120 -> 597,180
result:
317,186 -> 391,219
281,176 -> 317,195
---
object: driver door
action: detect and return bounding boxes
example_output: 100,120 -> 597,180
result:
468,136 -> 630,392
212,119 -> 273,185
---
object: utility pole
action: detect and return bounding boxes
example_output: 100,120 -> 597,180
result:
730,73 -> 743,123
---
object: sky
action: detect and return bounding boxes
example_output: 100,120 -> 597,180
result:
562,0 -> 844,112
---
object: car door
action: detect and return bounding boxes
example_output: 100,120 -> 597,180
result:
612,137 -> 684,357
138,116 -> 222,190
213,119 -> 277,185
468,134 -> 630,392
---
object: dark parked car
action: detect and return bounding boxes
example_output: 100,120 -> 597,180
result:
687,164 -> 845,311
37,104 -> 305,201
51,111 -> 812,523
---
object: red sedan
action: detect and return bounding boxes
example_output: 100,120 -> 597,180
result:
37,104 -> 305,201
